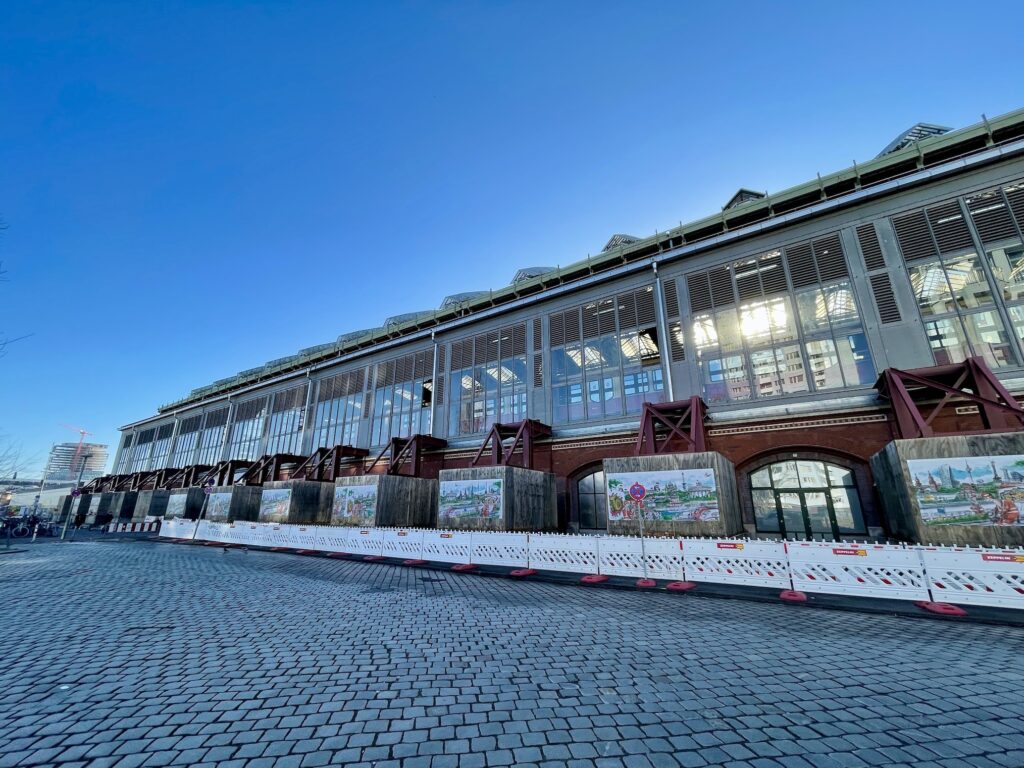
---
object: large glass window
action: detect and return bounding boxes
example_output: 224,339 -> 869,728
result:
227,398 -> 267,460
170,415 -> 203,467
195,408 -> 229,465
312,369 -> 365,449
550,292 -> 665,425
148,425 -> 173,470
693,261 -> 875,405
750,460 -> 865,539
371,352 -> 433,447
266,385 -> 307,455
448,325 -> 528,436
908,254 -> 1014,369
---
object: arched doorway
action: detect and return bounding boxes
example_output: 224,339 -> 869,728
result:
572,464 -> 607,532
749,459 -> 866,540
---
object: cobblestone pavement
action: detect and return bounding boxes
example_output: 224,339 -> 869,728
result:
2,541 -> 1024,768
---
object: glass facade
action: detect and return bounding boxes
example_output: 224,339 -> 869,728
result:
550,289 -> 666,424
195,407 -> 229,466
169,415 -> 202,467
448,325 -> 528,436
312,370 -> 365,449
369,350 -> 433,447
265,385 -> 307,455
227,399 -> 267,460
691,245 -> 875,405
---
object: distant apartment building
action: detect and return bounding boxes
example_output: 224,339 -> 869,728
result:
42,442 -> 108,489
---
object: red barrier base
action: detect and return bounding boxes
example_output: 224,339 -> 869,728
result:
780,590 -> 808,603
271,547 -> 291,552
509,568 -> 537,578
327,552 -> 349,558
580,574 -> 609,584
666,581 -> 697,592
363,555 -> 386,562
452,563 -> 477,572
915,601 -> 968,616
636,579 -> 657,589
403,559 -> 427,566
295,549 -> 319,555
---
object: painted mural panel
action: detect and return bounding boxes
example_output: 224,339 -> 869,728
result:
165,494 -> 187,520
606,468 -> 719,522
908,455 -> 1024,526
332,485 -> 378,526
438,479 -> 503,525
259,488 -> 293,524
206,492 -> 232,523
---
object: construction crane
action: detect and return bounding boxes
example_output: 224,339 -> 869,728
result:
61,424 -> 93,479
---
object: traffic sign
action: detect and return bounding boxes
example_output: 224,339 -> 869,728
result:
629,482 -> 647,501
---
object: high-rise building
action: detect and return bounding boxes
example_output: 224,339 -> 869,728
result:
42,442 -> 108,489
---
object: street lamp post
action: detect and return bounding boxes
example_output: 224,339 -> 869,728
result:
61,453 -> 92,541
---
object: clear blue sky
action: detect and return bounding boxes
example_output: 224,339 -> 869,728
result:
2,1 -> 1023,475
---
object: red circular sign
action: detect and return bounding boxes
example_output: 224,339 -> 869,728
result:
629,482 -> 647,501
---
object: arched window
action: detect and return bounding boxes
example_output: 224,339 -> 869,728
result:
575,467 -> 607,531
750,459 -> 865,540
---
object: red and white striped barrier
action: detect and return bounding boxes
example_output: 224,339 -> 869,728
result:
788,541 -> 929,602
528,534 -> 599,574
917,546 -> 1024,610
470,532 -> 529,568
166,522 -> 1024,611
684,539 -> 791,589
421,531 -> 473,564
107,521 -> 161,533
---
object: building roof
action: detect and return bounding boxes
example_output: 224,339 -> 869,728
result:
876,123 -> 952,158
723,188 -> 766,210
152,106 -> 1024,415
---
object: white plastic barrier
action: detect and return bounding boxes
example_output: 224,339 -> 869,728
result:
196,520 -> 231,543
346,527 -> 385,557
227,521 -> 259,546
290,525 -> 320,550
470,532 -> 529,568
597,537 -> 647,578
421,531 -> 473,564
528,534 -> 599,574
159,518 -> 198,539
642,537 -> 686,581
918,546 -> 1024,609
382,528 -> 426,559
264,523 -> 298,549
685,539 -> 791,589
788,541 -> 929,601
317,525 -> 352,553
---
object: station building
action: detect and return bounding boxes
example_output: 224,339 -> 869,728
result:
105,109 -> 1024,544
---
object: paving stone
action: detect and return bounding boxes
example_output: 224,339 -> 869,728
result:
0,541 -> 1021,768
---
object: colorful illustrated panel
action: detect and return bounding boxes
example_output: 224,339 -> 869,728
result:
908,455 -> 1024,526
606,468 -> 719,522
259,488 -> 293,524
165,494 -> 187,520
332,484 -> 377,526
206,492 -> 232,523
438,479 -> 504,525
